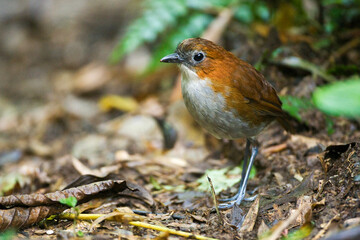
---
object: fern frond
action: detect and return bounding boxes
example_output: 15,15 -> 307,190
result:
186,0 -> 236,10
110,0 -> 188,63
147,13 -> 214,72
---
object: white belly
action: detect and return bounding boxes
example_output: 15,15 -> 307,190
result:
180,66 -> 263,139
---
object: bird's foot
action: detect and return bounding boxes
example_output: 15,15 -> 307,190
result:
218,195 -> 258,209
218,200 -> 236,209
218,187 -> 258,203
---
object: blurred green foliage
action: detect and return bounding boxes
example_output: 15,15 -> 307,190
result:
280,96 -> 313,121
111,0 -> 360,124
148,13 -> 213,71
323,0 -> 360,33
110,0 -> 235,71
111,0 -> 360,72
110,0 -> 297,72
313,77 -> 360,118
196,166 -> 256,193
234,1 -> 270,23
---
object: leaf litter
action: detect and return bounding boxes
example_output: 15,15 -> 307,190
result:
0,2 -> 360,239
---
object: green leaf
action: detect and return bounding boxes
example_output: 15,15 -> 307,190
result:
162,184 -> 186,192
280,96 -> 313,121
281,222 -> 313,240
59,196 -> 78,208
0,229 -> 16,240
149,176 -> 162,190
110,0 -> 188,63
313,77 -> 360,118
147,13 -> 213,72
196,166 -> 256,193
186,0 -> 235,10
77,230 -> 84,237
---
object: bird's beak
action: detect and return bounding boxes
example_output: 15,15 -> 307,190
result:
160,53 -> 183,63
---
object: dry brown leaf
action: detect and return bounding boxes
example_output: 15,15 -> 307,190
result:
64,174 -> 154,207
273,172 -> 285,186
0,179 -> 129,208
73,63 -> 112,93
191,214 -> 207,223
257,220 -> 270,238
293,195 -> 312,227
239,197 -> 260,233
0,176 -> 153,231
72,157 -> 119,177
0,205 -> 67,231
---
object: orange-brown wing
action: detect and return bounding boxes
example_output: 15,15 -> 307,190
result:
231,60 -> 285,117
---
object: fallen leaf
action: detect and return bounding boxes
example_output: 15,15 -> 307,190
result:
99,95 -> 138,112
239,197 -> 260,233
258,220 -> 270,238
73,63 -> 112,93
0,176 -> 152,231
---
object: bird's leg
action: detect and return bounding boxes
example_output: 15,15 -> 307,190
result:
218,139 -> 258,209
235,143 -> 258,206
218,139 -> 250,202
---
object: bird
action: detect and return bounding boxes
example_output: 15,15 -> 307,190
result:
160,38 -> 293,210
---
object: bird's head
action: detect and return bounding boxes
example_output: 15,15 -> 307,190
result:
160,38 -> 235,80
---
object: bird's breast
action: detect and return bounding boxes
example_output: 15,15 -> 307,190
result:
180,66 -> 267,139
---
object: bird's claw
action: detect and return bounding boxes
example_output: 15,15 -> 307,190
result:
218,195 -> 238,202
243,194 -> 258,202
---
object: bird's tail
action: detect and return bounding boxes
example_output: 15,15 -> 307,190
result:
276,112 -> 309,134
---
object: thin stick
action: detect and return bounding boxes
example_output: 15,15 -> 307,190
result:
130,221 -> 218,240
59,213 -> 218,240
207,175 -> 224,225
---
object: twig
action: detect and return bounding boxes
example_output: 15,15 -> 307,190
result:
202,8 -> 234,44
59,213 -> 218,240
207,175 -> 224,225
262,143 -> 288,156
275,57 -> 336,82
130,221 -> 218,240
327,38 -> 360,66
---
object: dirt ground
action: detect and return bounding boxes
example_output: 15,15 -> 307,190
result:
0,1 -> 359,239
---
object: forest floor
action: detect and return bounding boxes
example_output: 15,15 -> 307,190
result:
0,1 -> 359,239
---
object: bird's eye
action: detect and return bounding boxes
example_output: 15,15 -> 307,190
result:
193,52 -> 204,62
